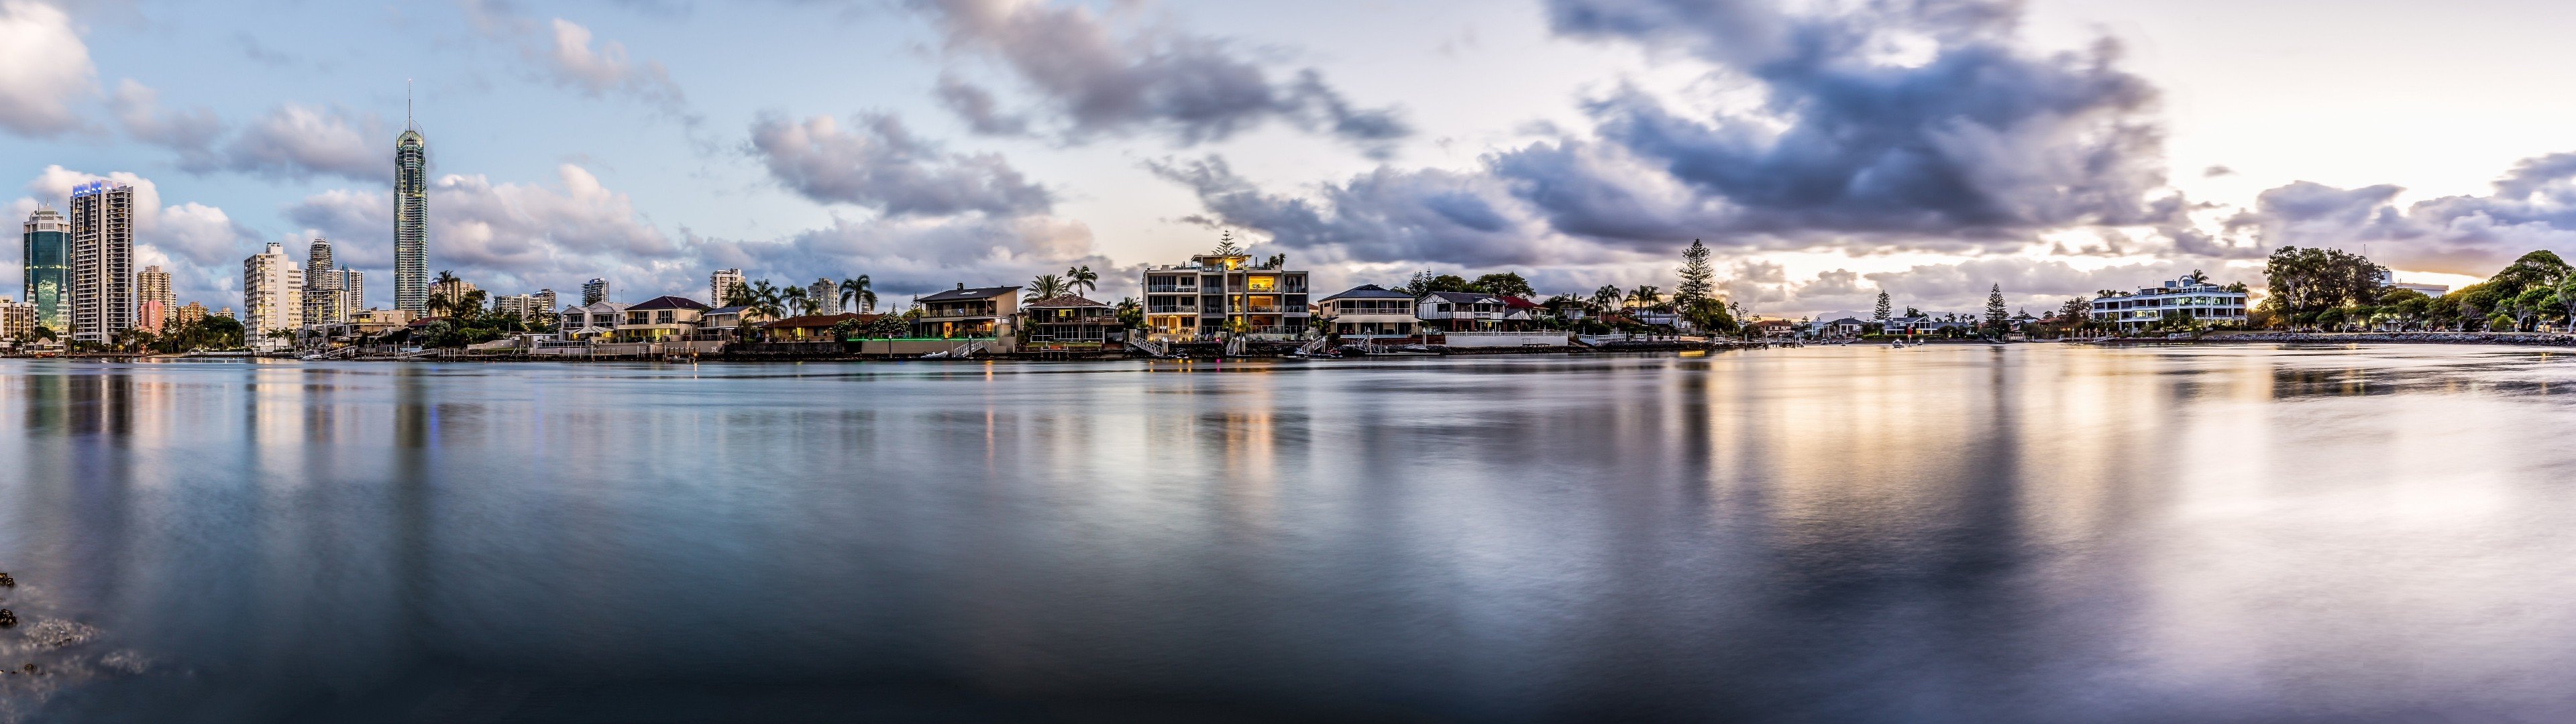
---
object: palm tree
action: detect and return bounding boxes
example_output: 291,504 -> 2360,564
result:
1591,285 -> 1623,311
1065,265 -> 1098,296
2186,269 -> 2210,285
1026,274 -> 1067,302
745,280 -> 784,321
1629,285 -> 1662,310
839,276 -> 876,314
782,285 -> 812,317
457,289 -> 488,320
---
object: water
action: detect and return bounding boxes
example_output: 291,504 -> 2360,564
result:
6,345 -> 2576,722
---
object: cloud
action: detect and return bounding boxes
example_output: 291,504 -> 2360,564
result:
463,3 -> 694,119
700,214 -> 1110,298
109,80 -> 224,164
1156,0 -> 2182,291
219,105 -> 383,182
2232,152 -> 2576,276
1852,257 -> 2221,314
542,18 -> 687,112
935,75 -> 1028,135
747,112 -> 1053,217
0,0 -> 96,137
912,0 -> 1411,154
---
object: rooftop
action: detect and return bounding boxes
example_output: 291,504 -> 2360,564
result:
1317,284 -> 1414,302
629,295 -> 711,311
1024,294 -> 1108,308
918,286 -> 1021,302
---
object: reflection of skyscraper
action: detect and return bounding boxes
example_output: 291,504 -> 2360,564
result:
137,265 -> 174,332
711,269 -> 743,306
69,180 -> 135,343
21,206 -> 67,333
583,278 -> 608,306
394,103 -> 429,316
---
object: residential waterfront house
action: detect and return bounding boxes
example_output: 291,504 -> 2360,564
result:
616,296 -> 712,342
559,302 -> 630,339
1313,284 -> 1419,339
1820,317 -> 1867,338
1024,294 -> 1116,344
698,305 -> 770,339
761,312 -> 869,341
912,285 -> 1020,352
1416,291 -> 1532,333
2090,277 -> 2249,331
1139,251 -> 1311,340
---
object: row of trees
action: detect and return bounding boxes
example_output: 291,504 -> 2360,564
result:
2265,249 -> 2576,332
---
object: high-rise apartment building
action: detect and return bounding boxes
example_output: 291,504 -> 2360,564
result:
712,269 -> 744,306
174,301 -> 207,328
69,180 -> 136,343
808,278 -> 840,314
431,276 -> 476,314
0,296 -> 34,341
137,265 -> 174,333
394,111 -> 429,315
243,243 -> 303,339
21,206 -> 67,333
531,288 -> 556,318
583,278 -> 608,306
303,237 -> 343,325
341,269 -> 364,314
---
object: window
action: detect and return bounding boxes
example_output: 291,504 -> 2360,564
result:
1248,276 -> 1276,292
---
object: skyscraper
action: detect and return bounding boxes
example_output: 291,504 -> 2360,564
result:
137,265 -> 174,333
394,104 -> 429,316
531,288 -> 556,317
711,268 -> 744,306
808,278 -> 839,314
341,269 -> 364,314
243,242 -> 303,339
21,206 -> 67,333
68,180 -> 135,343
583,278 -> 608,306
303,237 -> 343,324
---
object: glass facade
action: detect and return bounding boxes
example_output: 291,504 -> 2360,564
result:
394,125 -> 429,315
21,208 -> 68,333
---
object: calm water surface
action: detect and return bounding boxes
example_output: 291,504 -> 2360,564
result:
6,345 -> 2576,722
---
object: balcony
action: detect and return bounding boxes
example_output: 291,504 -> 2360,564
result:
1146,285 -> 1197,294
1147,306 -> 1197,314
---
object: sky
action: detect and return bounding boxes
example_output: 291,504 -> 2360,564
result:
5,0 -> 2575,319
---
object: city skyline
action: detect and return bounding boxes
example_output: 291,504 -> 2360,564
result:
4,0 -> 2575,319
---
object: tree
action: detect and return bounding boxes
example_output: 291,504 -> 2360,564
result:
840,276 -> 876,314
1065,265 -> 1099,296
2489,250 -> 2571,298
782,285 -> 812,317
2514,286 -> 2557,331
2186,269 -> 2209,285
1404,269 -> 1436,297
1115,297 -> 1142,328
1420,274 -> 1472,294
745,280 -> 784,322
1983,284 -> 2008,335
2264,246 -> 2385,319
1674,239 -> 1714,312
1470,272 -> 1534,298
457,289 -> 488,319
1628,285 -> 1662,310
1212,229 -> 1242,256
1873,290 -> 1892,323
1590,286 -> 1622,312
1026,274 -> 1068,302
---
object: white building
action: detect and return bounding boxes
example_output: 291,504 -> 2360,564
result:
242,242 -> 303,343
1313,284 -> 1419,339
1138,243 -> 1311,340
558,302 -> 630,339
710,269 -> 744,306
582,278 -> 610,306
807,278 -> 841,314
2090,276 -> 2249,330
68,180 -> 136,343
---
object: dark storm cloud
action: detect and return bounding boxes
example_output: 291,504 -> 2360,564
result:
912,0 -> 1411,156
2237,153 -> 2576,276
748,112 -> 1053,217
1160,0 -> 2180,267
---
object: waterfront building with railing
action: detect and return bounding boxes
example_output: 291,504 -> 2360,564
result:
1139,251 -> 1309,340
1313,284 -> 1419,339
2090,276 -> 2249,330
1416,292 -> 1529,333
911,285 -> 1020,353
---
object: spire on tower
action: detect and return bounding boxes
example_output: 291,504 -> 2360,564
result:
405,79 -> 419,133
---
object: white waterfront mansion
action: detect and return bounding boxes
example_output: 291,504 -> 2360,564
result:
2091,276 -> 2249,330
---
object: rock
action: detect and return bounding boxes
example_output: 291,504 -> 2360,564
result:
0,572 -> 13,587
0,609 -> 14,628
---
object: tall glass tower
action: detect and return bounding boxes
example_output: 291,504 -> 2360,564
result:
68,180 -> 134,343
394,100 -> 429,316
21,206 -> 67,333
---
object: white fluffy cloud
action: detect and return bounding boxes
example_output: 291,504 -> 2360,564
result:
542,18 -> 686,111
748,113 -> 1053,217
0,1 -> 95,137
221,105 -> 381,182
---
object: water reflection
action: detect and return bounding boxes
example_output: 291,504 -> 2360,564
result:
5,346 -> 2576,721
